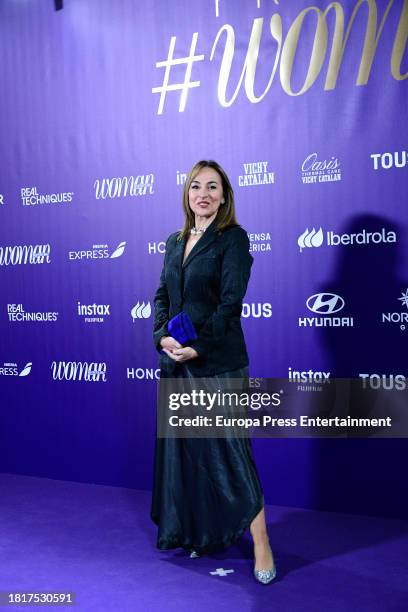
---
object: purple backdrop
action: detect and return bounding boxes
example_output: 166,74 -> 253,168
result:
1,0 -> 407,519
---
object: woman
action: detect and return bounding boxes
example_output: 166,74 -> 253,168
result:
150,160 -> 276,584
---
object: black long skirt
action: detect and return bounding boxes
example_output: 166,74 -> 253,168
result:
150,363 -> 264,555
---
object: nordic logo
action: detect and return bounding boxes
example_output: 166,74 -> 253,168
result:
238,161 -> 274,187
51,361 -> 107,382
68,241 -> 126,261
21,187 -> 73,206
381,288 -> 408,331
298,227 -> 397,252
301,153 -> 341,184
7,304 -> 58,322
299,293 -> 353,327
94,175 -> 154,199
0,362 -> 32,377
131,302 -> 152,320
0,243 -> 51,266
77,302 -> 111,323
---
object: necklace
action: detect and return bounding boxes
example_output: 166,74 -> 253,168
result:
190,226 -> 207,235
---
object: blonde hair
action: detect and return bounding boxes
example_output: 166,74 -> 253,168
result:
177,160 -> 239,240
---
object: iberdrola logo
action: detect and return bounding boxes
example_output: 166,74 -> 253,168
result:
131,302 -> 152,321
298,228 -> 324,252
110,241 -> 126,258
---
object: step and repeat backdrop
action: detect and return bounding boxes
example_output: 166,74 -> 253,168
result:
1,0 -> 407,518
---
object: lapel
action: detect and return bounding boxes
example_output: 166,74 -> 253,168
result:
175,215 -> 220,271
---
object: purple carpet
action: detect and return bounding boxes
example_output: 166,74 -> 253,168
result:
1,473 -> 407,611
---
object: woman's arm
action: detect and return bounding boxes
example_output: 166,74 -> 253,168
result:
152,237 -> 171,352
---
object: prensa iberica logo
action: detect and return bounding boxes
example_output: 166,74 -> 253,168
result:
68,241 -> 126,261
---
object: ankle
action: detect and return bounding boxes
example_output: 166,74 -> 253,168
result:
252,531 -> 270,547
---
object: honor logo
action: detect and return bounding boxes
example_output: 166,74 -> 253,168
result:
148,242 -> 166,255
127,368 -> 161,380
51,361 -> 107,382
131,302 -> 152,320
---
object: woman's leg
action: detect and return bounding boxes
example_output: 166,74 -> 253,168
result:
250,507 -> 275,570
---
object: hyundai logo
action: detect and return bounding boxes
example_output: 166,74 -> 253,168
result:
306,293 -> 345,314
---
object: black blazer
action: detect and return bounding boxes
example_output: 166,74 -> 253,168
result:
153,215 -> 254,376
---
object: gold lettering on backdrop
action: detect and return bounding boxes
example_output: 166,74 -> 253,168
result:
323,0 -> 407,90
210,16 -> 282,106
211,0 -> 408,105
391,0 -> 408,79
280,8 -> 327,95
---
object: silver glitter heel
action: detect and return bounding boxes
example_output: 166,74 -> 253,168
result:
253,565 -> 277,584
190,549 -> 201,558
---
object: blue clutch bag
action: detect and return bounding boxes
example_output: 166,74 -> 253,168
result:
160,311 -> 197,353
169,311 -> 198,344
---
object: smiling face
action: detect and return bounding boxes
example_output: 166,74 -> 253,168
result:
188,167 -> 225,221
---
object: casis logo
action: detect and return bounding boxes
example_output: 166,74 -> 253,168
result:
306,294 -> 345,315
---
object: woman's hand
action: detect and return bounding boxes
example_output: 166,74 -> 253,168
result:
160,335 -> 182,352
161,344 -> 199,362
